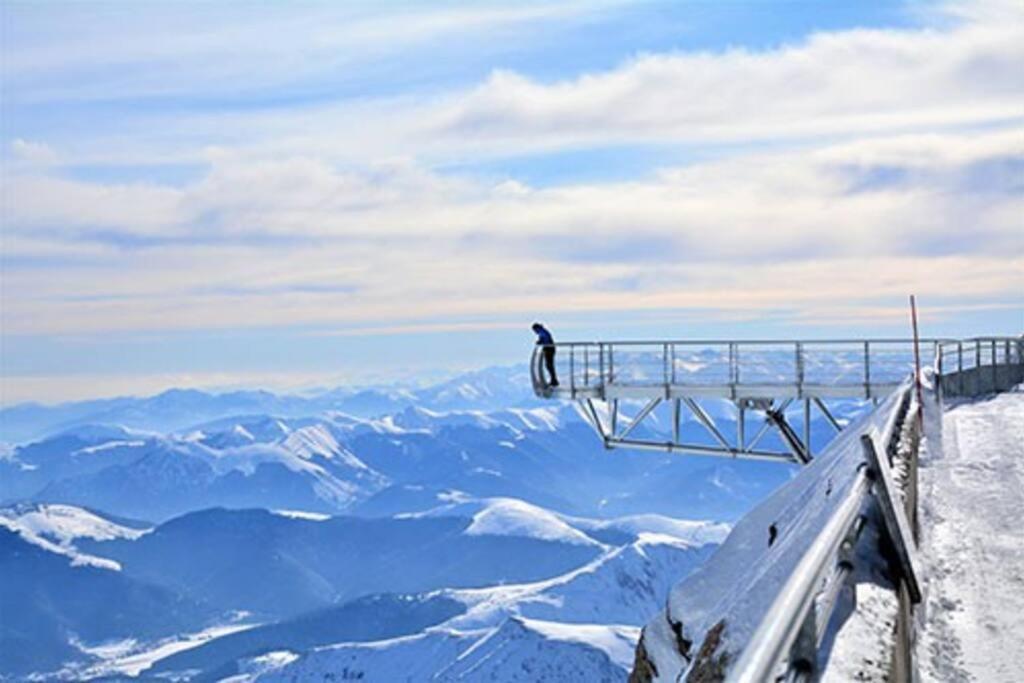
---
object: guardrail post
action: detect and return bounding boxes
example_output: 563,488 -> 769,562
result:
584,347 -> 589,387
671,343 -> 677,384
609,344 -> 615,385
864,341 -> 871,398
569,346 -> 575,394
992,339 -> 998,391
599,343 -> 605,394
958,342 -> 964,396
795,342 -> 805,397
862,433 -> 922,603
663,343 -> 669,389
788,610 -> 818,679
734,343 -> 741,385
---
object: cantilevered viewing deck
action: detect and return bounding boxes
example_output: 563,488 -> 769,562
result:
530,337 -> 1023,464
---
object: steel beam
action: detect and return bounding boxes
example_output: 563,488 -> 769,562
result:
617,398 -> 661,440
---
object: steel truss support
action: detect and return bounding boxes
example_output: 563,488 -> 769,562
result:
577,394 -> 850,465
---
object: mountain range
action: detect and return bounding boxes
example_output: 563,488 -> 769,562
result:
0,364 -> 870,681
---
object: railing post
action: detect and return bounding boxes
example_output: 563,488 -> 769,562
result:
864,341 -> 871,398
958,342 -> 964,396
734,343 -> 741,385
569,346 -> 575,394
609,344 -> 615,384
584,346 -> 589,387
992,339 -> 998,391
671,343 -> 677,384
599,343 -> 605,394
663,343 -> 669,389
795,342 -> 804,397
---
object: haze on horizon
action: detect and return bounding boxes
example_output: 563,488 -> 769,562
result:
2,0 -> 1022,405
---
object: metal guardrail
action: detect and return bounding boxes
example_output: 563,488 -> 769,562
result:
936,336 -> 1024,397
727,382 -> 922,682
532,338 -> 959,401
532,336 -> 1023,401
723,337 -> 1024,681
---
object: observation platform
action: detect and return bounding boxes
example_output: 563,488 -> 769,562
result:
531,337 -> 1022,464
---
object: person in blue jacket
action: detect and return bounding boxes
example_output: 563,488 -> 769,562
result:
532,322 -> 559,387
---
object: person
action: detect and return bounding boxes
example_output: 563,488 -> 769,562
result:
532,322 -> 559,387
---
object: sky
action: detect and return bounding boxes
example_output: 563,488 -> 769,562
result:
1,0 -> 1022,404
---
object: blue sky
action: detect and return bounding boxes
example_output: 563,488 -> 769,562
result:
1,0 -> 1022,403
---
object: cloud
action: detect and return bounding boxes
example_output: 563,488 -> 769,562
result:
10,138 -> 59,166
427,20 -> 1024,155
1,0 -> 1021,350
2,127 -> 1021,339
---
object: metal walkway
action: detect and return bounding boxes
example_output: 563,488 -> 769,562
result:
531,336 -> 1022,464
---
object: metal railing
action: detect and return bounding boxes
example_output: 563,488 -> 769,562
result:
532,338 -> 958,400
727,381 -> 922,682
936,336 -> 1024,397
533,337 -> 1023,400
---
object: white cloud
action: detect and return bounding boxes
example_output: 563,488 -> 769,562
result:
10,139 -> 59,166
426,9 -> 1024,152
2,128 -> 1021,337
1,1 -> 1021,345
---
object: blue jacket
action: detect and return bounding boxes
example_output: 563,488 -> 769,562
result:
535,327 -> 554,346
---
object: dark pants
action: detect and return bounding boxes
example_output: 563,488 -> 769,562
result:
543,347 -> 558,386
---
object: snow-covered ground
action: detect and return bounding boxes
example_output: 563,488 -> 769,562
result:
70,622 -> 257,678
917,388 -> 1024,682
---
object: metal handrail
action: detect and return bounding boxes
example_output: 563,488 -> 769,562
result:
531,336 -> 1023,399
547,337 -> 959,347
730,466 -> 873,683
727,384 -> 917,682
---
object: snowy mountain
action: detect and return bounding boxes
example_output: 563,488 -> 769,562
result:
0,365 -> 878,681
3,400 -> 810,523
254,618 -> 635,683
2,495 -> 723,680
0,366 -> 538,444
222,534 -> 713,682
0,525 -> 210,678
85,505 -> 606,621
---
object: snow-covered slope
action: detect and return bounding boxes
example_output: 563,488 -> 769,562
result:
465,500 -> 596,545
253,618 -> 637,682
0,526 -> 210,678
0,503 -> 146,571
447,533 -> 717,629
0,502 -> 148,545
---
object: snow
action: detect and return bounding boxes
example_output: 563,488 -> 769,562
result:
0,503 -> 148,544
0,503 -> 149,571
563,513 -> 731,547
73,439 -> 147,455
271,509 -> 331,521
231,650 -> 301,680
254,619 -> 634,682
519,618 -> 640,670
71,622 -> 257,678
820,582 -> 897,683
254,628 -> 478,682
916,389 -> 1024,682
463,498 -> 602,547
